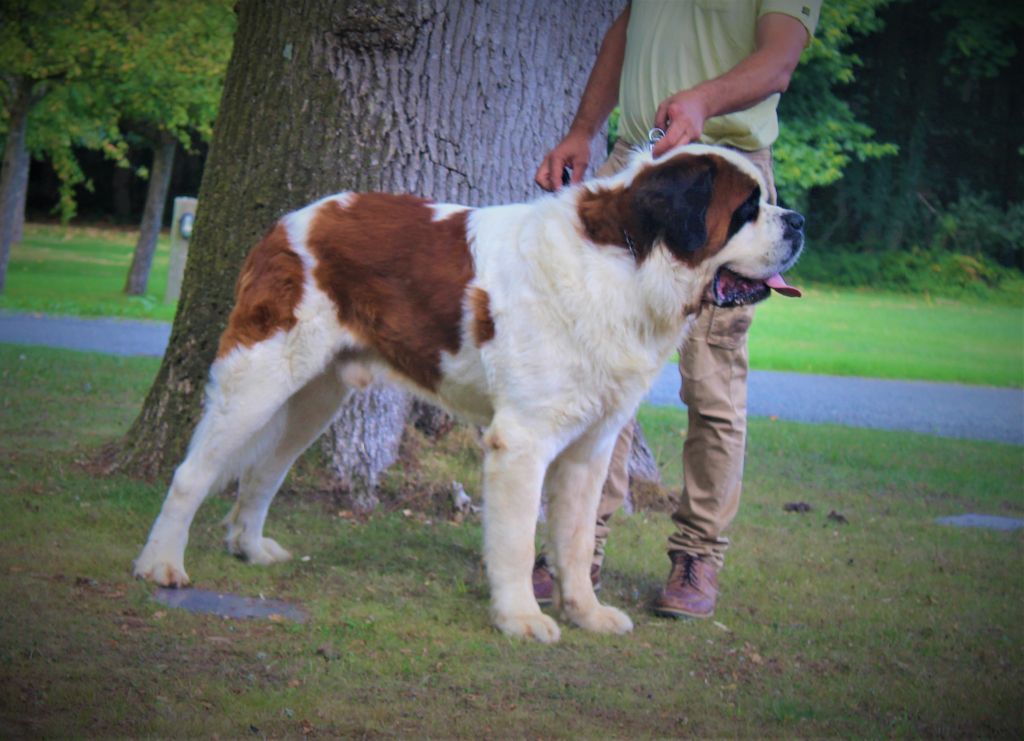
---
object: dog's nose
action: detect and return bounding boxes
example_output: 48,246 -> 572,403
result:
784,211 -> 805,231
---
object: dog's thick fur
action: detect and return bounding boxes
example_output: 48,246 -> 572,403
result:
134,144 -> 804,643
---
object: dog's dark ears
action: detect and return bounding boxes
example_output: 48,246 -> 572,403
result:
631,157 -> 715,257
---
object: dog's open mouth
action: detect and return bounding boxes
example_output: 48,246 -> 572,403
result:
711,267 -> 802,307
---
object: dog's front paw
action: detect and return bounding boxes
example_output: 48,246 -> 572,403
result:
133,549 -> 190,588
493,611 -> 562,643
568,604 -> 633,635
227,536 -> 292,566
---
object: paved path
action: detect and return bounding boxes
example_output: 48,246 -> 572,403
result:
3,311 -> 1022,445
647,363 -> 1023,445
0,312 -> 171,357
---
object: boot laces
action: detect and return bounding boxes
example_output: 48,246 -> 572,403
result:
678,553 -> 701,588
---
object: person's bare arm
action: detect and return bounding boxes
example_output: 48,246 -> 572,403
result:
651,13 -> 809,157
535,4 -> 630,191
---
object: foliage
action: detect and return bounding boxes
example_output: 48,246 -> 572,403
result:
0,0 -> 234,221
804,0 -> 1024,265
606,106 -> 620,155
774,0 -> 898,208
0,0 -> 127,220
790,244 -> 1023,301
933,0 -> 1024,80
104,0 -> 234,150
932,192 -> 1024,269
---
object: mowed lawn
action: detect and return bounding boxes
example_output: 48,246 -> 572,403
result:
749,287 -> 1024,388
0,224 -> 175,321
0,346 -> 1021,738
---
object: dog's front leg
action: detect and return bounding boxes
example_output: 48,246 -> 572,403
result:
546,431 -> 633,635
481,422 -> 560,643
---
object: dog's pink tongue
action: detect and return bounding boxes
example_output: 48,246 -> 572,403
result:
766,273 -> 802,298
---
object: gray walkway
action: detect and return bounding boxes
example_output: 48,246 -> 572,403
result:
0,311 -> 171,357
3,310 -> 1022,445
648,363 -> 1024,445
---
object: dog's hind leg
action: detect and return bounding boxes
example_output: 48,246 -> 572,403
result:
133,337 -> 345,587
223,361 -> 356,565
545,426 -> 633,635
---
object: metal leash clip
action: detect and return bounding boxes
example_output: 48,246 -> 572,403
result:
647,127 -> 666,146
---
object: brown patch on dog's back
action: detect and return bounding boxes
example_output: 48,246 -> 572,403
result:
468,286 -> 495,346
218,223 -> 305,358
307,195 -> 474,391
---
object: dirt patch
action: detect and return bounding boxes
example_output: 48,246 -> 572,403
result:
631,479 -> 678,513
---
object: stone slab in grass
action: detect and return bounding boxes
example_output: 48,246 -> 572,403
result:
154,587 -> 309,622
935,513 -> 1024,531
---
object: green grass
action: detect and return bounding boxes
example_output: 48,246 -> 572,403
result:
750,287 -> 1024,387
1,345 -> 1021,737
3,223 -> 1022,387
0,224 -> 176,321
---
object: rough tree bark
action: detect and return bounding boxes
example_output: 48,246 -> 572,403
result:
0,76 -> 34,293
13,175 -> 25,244
110,0 -> 619,484
322,383 -> 412,512
124,132 -> 177,296
627,420 -> 661,487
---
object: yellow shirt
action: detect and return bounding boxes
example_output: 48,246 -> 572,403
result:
618,0 -> 821,150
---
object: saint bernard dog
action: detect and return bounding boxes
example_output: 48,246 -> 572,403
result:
133,143 -> 805,643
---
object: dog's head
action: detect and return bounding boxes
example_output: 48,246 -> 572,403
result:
577,144 -> 804,307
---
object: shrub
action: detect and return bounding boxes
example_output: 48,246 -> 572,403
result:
789,244 -> 1023,302
932,193 -> 1024,269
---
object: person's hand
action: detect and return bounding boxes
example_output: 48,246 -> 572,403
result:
651,89 -> 709,158
535,130 -> 592,191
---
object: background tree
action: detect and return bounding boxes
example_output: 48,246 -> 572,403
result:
110,0 -> 620,482
117,0 -> 234,296
772,0 -> 898,209
804,0 -> 1023,266
0,0 -> 124,292
0,1 -> 233,296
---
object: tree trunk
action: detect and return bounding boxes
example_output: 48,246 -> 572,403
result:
0,77 -> 33,294
124,132 -> 177,296
409,398 -> 457,439
627,419 -> 661,487
110,0 -> 619,481
321,384 -> 412,512
12,169 -> 26,244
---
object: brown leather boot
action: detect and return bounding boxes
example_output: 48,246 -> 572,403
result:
532,555 -> 602,606
653,551 -> 719,619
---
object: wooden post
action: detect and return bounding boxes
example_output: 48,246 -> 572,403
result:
164,197 -> 197,304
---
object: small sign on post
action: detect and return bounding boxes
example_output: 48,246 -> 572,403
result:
164,196 -> 197,304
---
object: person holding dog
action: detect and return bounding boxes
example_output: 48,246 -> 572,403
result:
534,0 -> 820,618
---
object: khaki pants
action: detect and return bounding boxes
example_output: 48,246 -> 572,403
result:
593,140 -> 776,569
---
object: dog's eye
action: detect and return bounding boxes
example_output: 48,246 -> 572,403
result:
726,187 -> 760,240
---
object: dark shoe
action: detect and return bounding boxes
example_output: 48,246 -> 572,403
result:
532,555 -> 602,606
653,551 -> 719,619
